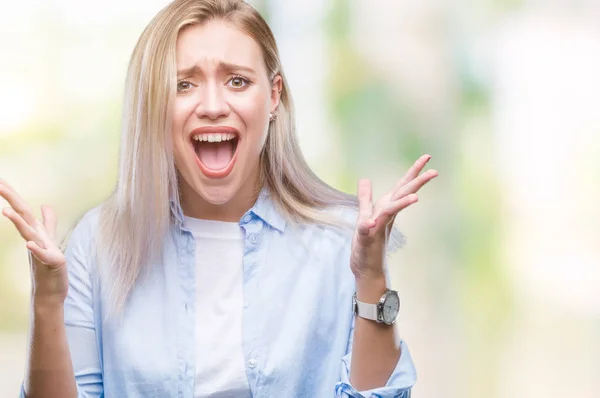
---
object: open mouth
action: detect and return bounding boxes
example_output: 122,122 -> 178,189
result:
190,127 -> 240,178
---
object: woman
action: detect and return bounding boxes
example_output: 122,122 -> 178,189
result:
1,0 -> 437,397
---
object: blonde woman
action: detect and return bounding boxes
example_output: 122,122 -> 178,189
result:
1,0 -> 437,397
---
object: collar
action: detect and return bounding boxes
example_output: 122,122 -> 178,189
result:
249,187 -> 286,232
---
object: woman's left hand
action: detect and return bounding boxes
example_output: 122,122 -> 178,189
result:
350,154 -> 438,282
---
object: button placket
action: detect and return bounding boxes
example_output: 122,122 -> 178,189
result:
241,219 -> 264,385
175,229 -> 196,395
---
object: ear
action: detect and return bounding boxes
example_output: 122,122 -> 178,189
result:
270,75 -> 283,113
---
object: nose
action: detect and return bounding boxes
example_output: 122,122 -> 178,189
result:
194,81 -> 230,120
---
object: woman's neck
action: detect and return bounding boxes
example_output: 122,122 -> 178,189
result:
178,174 -> 262,222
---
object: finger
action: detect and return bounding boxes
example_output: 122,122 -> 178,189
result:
392,169 -> 438,201
41,205 -> 57,241
375,194 -> 419,223
2,207 -> 45,247
26,241 -> 63,268
357,179 -> 373,222
0,180 -> 37,226
393,154 -> 432,192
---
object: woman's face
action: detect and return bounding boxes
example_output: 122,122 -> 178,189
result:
172,20 -> 281,213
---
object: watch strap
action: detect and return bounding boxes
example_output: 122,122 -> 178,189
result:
353,293 -> 381,322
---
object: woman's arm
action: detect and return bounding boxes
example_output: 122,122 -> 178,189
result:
349,276 -> 401,390
347,155 -> 437,390
21,210 -> 102,398
0,180 -> 83,398
24,302 -> 77,398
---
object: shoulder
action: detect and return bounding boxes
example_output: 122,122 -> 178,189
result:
291,205 -> 359,255
62,204 -> 103,271
66,205 -> 102,244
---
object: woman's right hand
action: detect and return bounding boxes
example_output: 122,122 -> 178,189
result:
0,179 -> 68,307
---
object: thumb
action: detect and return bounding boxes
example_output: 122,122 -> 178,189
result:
356,179 -> 376,236
357,179 -> 373,221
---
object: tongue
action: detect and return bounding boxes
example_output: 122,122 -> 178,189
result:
196,141 -> 235,170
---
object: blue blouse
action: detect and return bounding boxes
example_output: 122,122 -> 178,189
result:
20,189 -> 416,397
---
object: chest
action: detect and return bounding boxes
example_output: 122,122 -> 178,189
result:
97,226 -> 356,396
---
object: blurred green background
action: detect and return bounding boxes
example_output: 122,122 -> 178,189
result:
1,0 -> 599,396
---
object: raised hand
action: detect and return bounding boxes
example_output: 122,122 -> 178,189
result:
350,154 -> 438,282
0,179 -> 68,306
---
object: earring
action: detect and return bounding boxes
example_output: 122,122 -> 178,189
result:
269,112 -> 278,122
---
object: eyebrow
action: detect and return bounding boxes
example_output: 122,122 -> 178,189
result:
177,62 -> 257,77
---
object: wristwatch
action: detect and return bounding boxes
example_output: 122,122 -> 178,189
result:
353,289 -> 400,326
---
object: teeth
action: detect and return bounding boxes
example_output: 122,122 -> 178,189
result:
192,132 -> 236,142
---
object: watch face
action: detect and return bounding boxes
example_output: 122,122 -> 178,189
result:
382,292 -> 400,324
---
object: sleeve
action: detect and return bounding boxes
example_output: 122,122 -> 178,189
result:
19,210 -> 104,397
334,307 -> 417,397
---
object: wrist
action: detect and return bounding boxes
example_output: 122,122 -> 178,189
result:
355,275 -> 388,303
32,298 -> 65,316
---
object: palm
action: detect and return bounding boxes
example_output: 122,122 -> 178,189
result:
28,219 -> 65,268
350,154 -> 438,280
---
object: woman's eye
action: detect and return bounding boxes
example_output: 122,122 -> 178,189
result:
228,76 -> 249,89
177,80 -> 193,92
